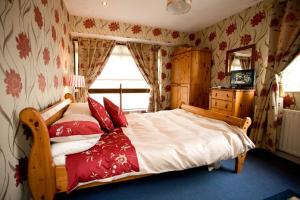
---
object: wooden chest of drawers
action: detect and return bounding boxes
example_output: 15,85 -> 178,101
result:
209,89 -> 255,118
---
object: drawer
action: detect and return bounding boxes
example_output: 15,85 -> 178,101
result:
211,99 -> 233,111
211,90 -> 233,101
211,107 -> 233,116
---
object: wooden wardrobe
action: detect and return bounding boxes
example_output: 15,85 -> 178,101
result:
170,47 -> 211,109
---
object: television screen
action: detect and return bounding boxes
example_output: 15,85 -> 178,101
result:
230,69 -> 255,89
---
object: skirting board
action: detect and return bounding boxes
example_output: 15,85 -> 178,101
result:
274,151 -> 300,165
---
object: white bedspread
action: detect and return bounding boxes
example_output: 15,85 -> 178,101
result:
123,109 -> 255,174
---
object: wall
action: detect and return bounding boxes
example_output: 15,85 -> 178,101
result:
0,0 -> 73,199
186,0 -> 273,96
69,15 -> 190,45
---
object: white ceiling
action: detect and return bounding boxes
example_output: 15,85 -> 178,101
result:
64,0 -> 263,33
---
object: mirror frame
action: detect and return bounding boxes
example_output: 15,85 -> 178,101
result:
225,44 -> 256,75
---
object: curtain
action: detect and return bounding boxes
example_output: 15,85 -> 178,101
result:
237,56 -> 251,69
126,42 -> 160,112
77,38 -> 116,102
251,0 -> 300,151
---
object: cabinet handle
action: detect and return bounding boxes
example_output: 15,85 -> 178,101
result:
215,93 -> 218,96
215,102 -> 217,106
225,104 -> 228,109
226,94 -> 229,98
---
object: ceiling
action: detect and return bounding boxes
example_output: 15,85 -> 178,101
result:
64,0 -> 263,33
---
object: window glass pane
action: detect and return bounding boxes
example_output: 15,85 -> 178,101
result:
122,93 -> 150,111
89,45 -> 150,111
282,55 -> 300,92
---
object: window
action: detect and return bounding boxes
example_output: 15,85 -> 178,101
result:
89,45 -> 150,111
282,54 -> 300,92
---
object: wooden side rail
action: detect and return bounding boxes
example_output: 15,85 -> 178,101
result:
180,104 -> 252,173
19,94 -> 73,200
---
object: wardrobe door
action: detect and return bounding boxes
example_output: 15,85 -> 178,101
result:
180,53 -> 191,84
171,56 -> 180,84
179,84 -> 189,105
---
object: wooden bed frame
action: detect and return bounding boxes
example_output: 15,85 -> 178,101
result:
19,93 -> 251,200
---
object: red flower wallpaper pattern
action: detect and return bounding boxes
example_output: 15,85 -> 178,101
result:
165,62 -> 172,69
189,33 -> 195,41
43,48 -> 50,65
4,69 -> 22,98
54,75 -> 58,88
165,85 -> 171,92
109,22 -> 120,31
219,41 -> 227,51
251,11 -> 265,27
41,0 -> 47,5
226,23 -> 236,35
16,32 -> 31,59
152,28 -> 162,36
56,55 -> 61,68
172,31 -> 179,39
208,32 -> 216,42
285,12 -> 296,22
217,71 -> 225,81
52,25 -> 56,41
34,6 -> 43,29
38,73 -> 46,92
131,25 -> 141,34
83,18 -> 95,29
240,34 -> 252,46
55,9 -> 59,23
195,38 -> 201,46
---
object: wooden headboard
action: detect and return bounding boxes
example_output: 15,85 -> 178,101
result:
19,93 -> 74,200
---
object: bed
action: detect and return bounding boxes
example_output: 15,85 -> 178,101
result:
20,93 -> 254,200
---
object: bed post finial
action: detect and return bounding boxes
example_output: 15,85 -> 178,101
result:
64,93 -> 75,102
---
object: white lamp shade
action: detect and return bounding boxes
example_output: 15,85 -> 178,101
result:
167,0 -> 191,15
68,75 -> 85,88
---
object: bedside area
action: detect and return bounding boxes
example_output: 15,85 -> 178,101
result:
209,88 -> 255,118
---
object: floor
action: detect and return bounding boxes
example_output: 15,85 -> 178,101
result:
57,150 -> 300,200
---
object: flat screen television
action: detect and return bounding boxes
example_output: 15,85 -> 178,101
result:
230,69 -> 255,89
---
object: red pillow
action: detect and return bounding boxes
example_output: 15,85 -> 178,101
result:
103,97 -> 128,127
87,97 -> 114,131
48,114 -> 103,142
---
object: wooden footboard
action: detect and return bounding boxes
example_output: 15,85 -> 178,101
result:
180,104 -> 252,173
19,94 -> 251,200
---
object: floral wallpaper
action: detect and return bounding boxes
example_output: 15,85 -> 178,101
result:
0,0 -> 73,199
187,0 -> 273,97
160,46 -> 174,110
69,15 -> 191,45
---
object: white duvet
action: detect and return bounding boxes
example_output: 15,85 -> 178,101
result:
123,109 -> 255,174
53,108 -> 255,177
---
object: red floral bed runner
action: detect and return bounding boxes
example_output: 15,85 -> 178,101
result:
66,128 -> 139,191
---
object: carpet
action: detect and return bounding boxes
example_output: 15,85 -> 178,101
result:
264,189 -> 300,200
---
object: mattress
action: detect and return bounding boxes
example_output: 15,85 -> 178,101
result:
53,109 -> 254,173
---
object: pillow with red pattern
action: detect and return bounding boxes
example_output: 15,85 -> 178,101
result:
103,97 -> 128,127
87,97 -> 115,131
48,114 -> 103,142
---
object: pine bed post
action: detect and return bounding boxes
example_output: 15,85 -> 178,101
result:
64,93 -> 75,102
19,108 -> 56,200
235,117 -> 251,173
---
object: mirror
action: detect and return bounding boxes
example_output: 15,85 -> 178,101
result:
225,44 -> 255,75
